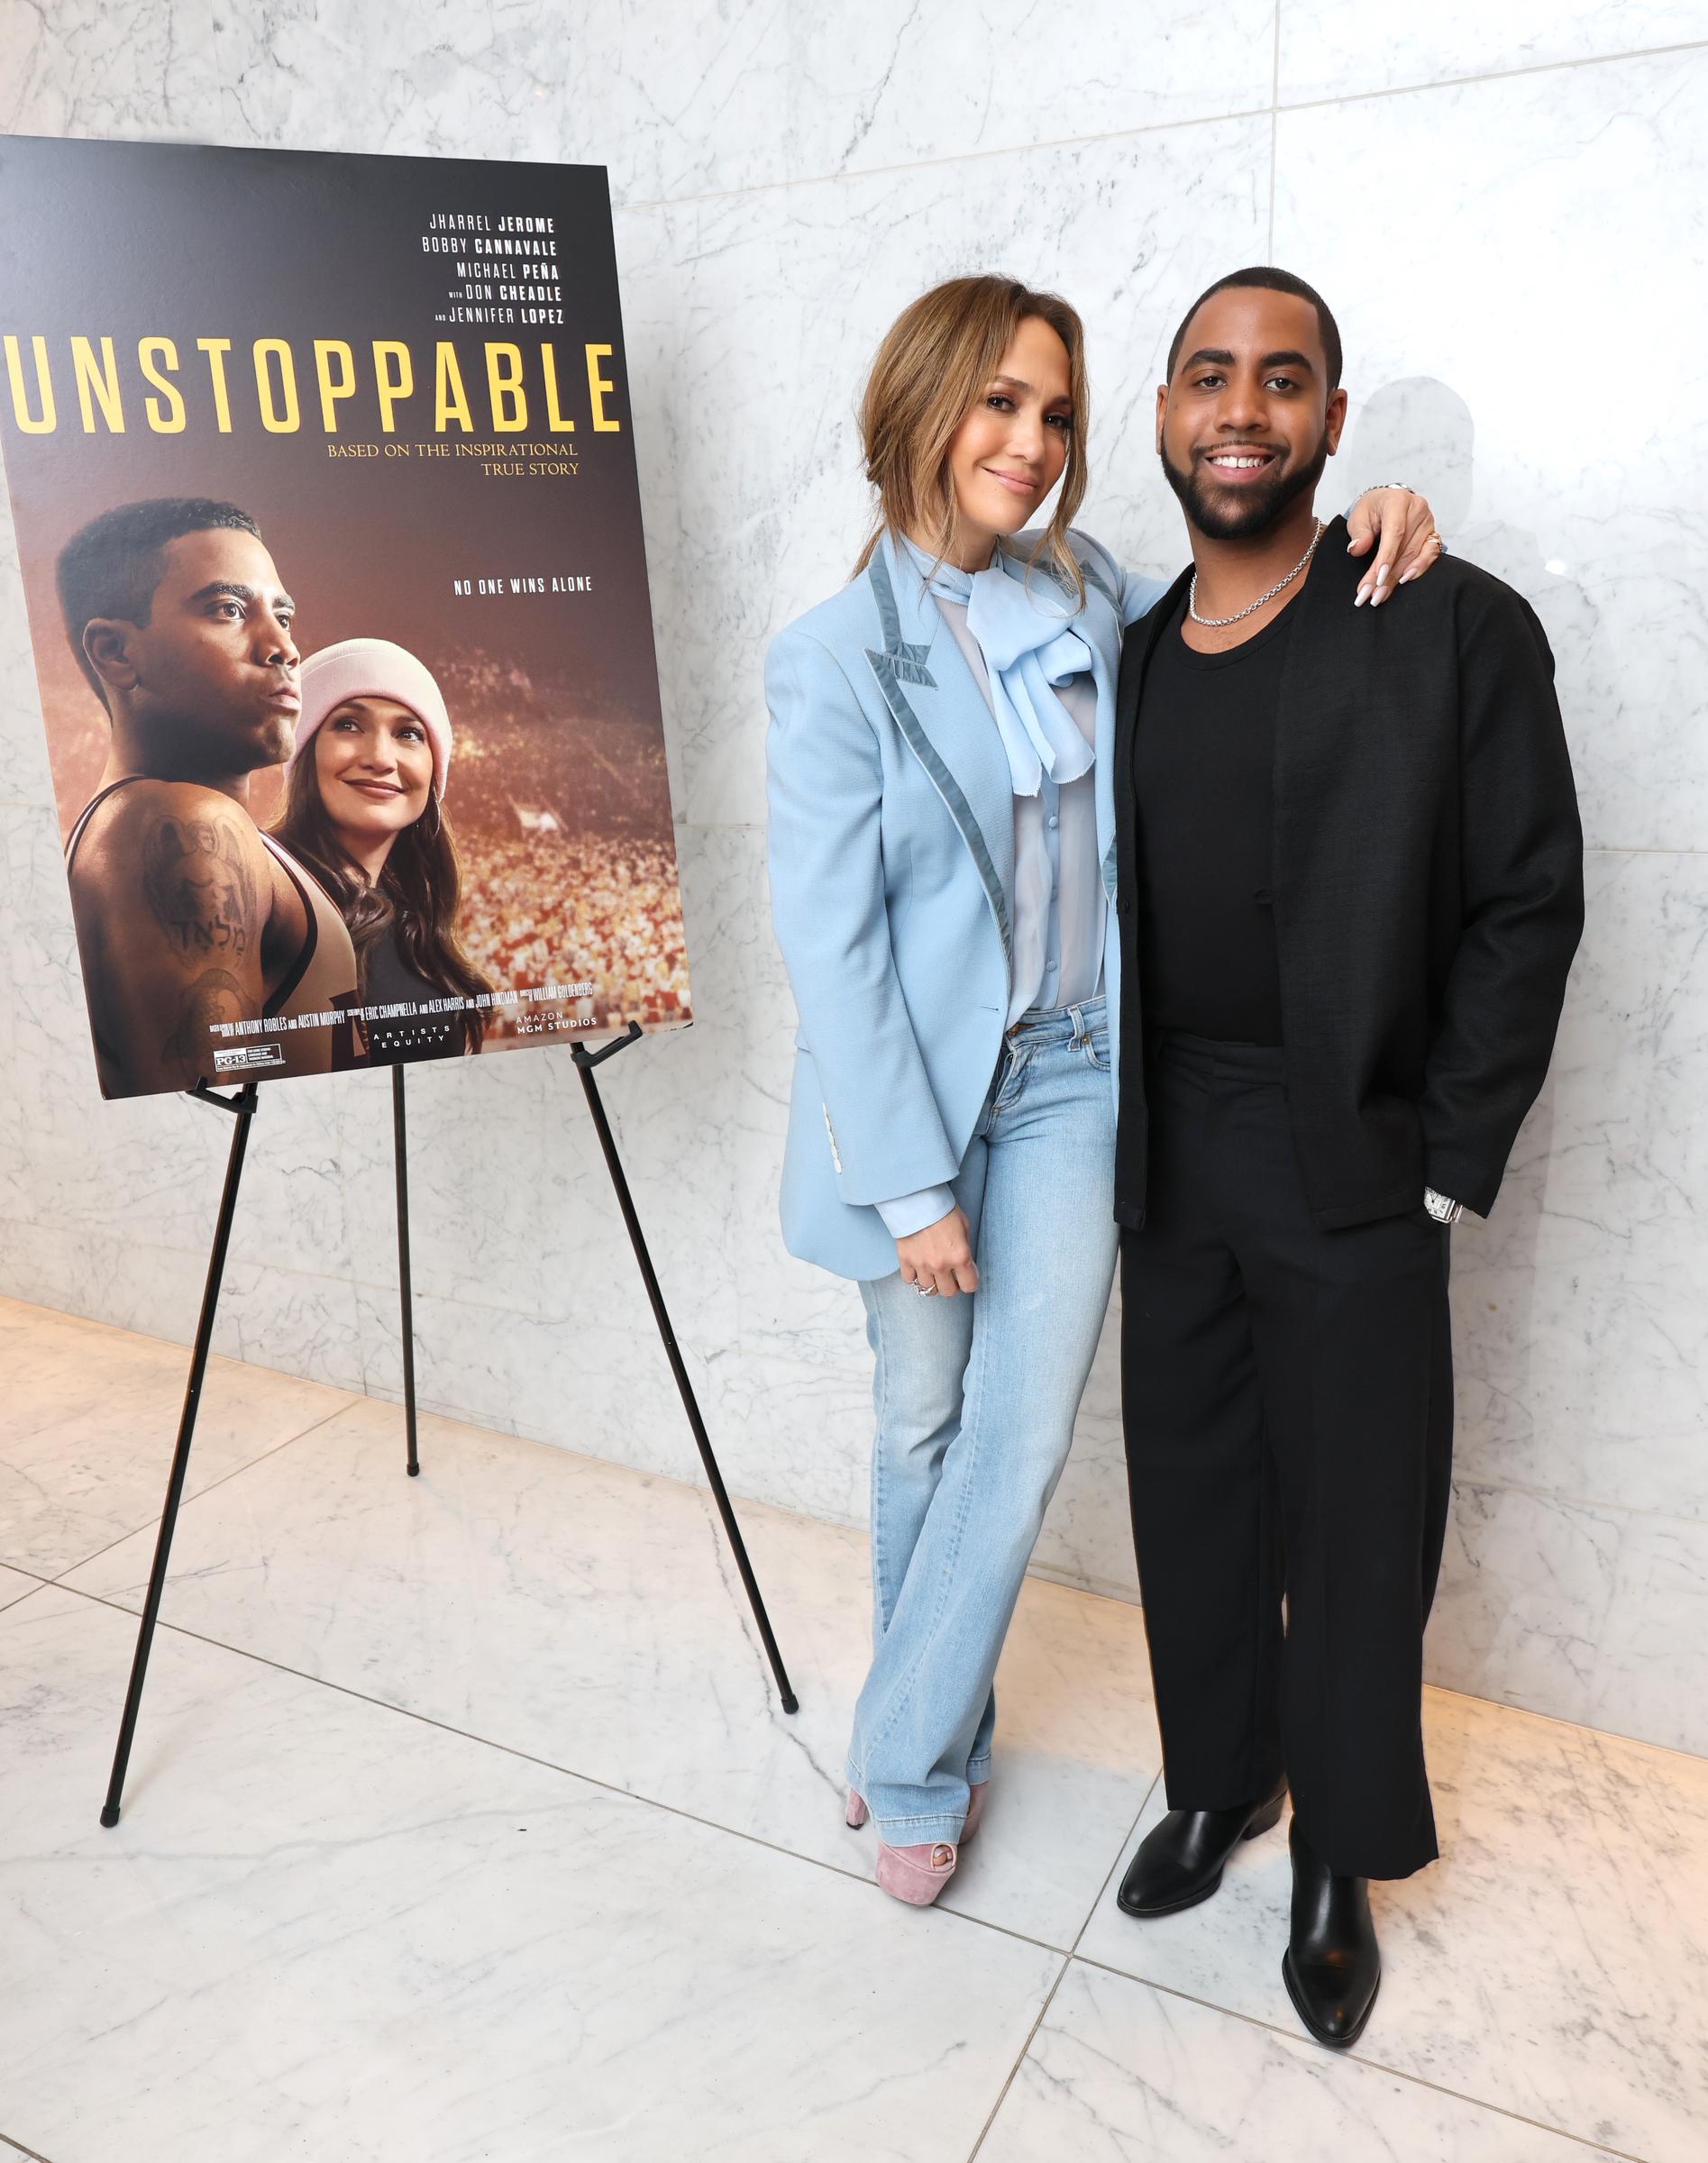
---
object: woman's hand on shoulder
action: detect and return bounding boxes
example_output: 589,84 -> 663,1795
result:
897,1206 -> 979,1297
1345,487 -> 1444,605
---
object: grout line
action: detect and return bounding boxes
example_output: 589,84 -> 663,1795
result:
1420,1676 -> 1708,1770
965,1769 -> 1163,2157
607,39 -> 1708,219
610,104 -> 1277,215
0,2133 -> 58,2163
964,1954 -> 1073,2160
1445,1463 -> 1708,1532
1064,1955 -> 1649,2162
0,1240 -> 377,1308
41,1402 -> 355,1591
312,1357 -> 1708,1559
48,1577 -> 1089,1965
1266,0 -> 1280,255
1058,1772 -> 1163,1963
1274,35 -> 1708,118
321,1317 -> 1708,1558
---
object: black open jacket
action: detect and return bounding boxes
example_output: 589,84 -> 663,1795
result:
1112,516 -> 1585,1230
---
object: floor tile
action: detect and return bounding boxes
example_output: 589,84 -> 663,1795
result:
979,1961 -> 1625,2162
0,1585 -> 1061,2163
0,1295 -> 355,1576
0,1567 -> 45,1615
61,1397 -> 1161,1948
1075,1689 -> 1708,2162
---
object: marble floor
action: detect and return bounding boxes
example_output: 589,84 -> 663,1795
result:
0,1292 -> 1703,2163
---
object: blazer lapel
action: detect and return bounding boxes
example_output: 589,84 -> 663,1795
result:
1113,562 -> 1192,831
1272,513 -> 1352,874
1071,570 -> 1124,904
864,533 -> 1017,960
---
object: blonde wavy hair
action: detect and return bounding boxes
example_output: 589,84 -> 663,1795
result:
854,274 -> 1089,604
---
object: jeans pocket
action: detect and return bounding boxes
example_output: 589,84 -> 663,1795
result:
1081,1032 -> 1111,1072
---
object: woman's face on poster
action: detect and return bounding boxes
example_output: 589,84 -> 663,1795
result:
314,697 -> 434,849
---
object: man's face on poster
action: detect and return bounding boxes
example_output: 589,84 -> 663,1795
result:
88,528 -> 303,774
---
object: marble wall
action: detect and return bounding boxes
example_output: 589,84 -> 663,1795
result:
3,5 -> 1705,1752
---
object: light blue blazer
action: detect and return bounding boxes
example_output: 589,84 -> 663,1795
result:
765,525 -> 1166,1281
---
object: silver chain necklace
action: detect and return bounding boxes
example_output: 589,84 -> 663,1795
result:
1189,517 -> 1325,627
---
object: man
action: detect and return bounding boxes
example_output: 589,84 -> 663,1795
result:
55,498 -> 360,1096
1110,269 -> 1582,2048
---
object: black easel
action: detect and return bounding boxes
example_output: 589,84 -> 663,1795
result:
100,1079 -> 259,1828
393,1065 -> 419,1478
571,1025 -> 798,1715
100,1029 -> 795,1826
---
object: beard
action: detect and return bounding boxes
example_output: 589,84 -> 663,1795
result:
1159,427 -> 1331,540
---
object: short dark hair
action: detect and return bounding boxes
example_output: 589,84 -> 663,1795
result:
56,497 -> 263,705
1165,267 -> 1342,389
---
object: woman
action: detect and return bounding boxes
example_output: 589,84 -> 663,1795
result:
275,637 -> 491,1062
764,276 -> 1439,1906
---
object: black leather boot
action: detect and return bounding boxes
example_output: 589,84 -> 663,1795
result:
1117,1777 -> 1287,1918
1282,1815 -> 1381,2048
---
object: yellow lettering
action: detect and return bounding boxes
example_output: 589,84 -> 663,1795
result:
313,340 -> 356,432
253,339 -> 300,432
138,338 -> 186,433
434,342 -> 474,433
541,343 -> 574,433
372,340 -> 414,432
2,334 -> 55,433
70,335 -> 125,434
197,338 -> 234,432
585,343 -> 620,433
485,342 -> 526,432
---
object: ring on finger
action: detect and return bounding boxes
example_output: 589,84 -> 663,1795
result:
915,1279 -> 937,1297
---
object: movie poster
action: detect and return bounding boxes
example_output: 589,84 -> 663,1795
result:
0,135 -> 690,1099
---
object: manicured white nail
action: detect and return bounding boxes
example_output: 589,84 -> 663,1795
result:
1354,589 -> 1368,606
1376,563 -> 1390,586
1399,568 -> 1418,584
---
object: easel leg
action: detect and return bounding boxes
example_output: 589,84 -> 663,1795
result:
100,1082 -> 260,1827
573,1044 -> 799,1715
393,1065 -> 420,1476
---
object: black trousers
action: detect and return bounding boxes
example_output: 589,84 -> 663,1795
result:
1119,1034 -> 1454,1881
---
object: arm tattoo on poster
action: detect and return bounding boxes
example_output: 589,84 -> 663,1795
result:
141,814 -> 260,961
161,967 -> 249,1069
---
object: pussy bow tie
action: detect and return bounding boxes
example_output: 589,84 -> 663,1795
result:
927,554 -> 1094,799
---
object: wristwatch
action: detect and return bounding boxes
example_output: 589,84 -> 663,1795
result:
1422,1186 -> 1463,1227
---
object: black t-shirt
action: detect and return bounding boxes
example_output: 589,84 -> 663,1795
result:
1133,590 -> 1295,1046
362,924 -> 470,1065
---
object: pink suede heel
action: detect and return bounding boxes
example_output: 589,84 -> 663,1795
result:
845,1789 -> 869,1830
875,1839 -> 958,1904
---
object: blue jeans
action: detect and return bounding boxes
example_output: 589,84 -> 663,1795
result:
847,997 -> 1119,1846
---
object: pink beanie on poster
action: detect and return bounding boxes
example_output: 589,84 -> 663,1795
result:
293,638 -> 453,799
